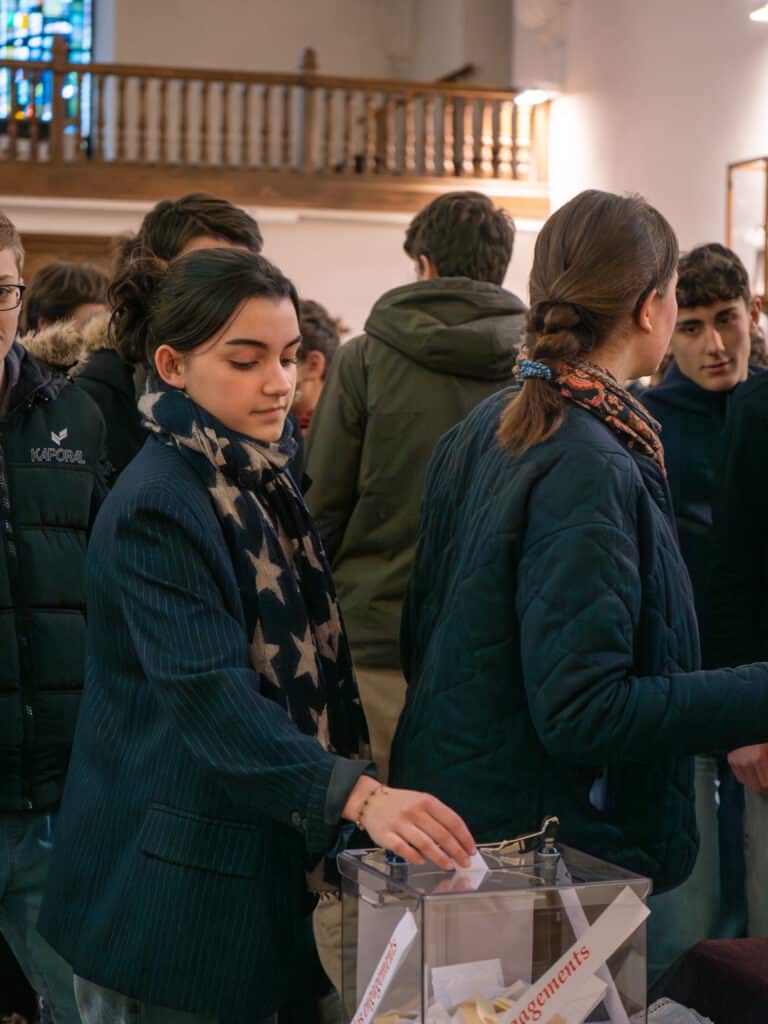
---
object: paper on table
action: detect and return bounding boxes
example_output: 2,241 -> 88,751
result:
431,958 -> 504,1010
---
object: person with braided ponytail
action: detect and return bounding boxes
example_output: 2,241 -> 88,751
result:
390,190 -> 768,978
35,247 -> 475,1024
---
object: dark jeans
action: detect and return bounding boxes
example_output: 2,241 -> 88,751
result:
74,977 -> 276,1024
0,814 -> 80,1023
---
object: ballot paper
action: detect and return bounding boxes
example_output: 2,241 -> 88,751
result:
496,886 -> 649,1024
351,910 -> 419,1024
431,958 -> 505,1010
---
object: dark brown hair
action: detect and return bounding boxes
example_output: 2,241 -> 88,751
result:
0,211 -> 24,275
404,191 -> 515,285
677,242 -> 751,310
23,261 -> 109,333
298,299 -> 343,375
118,193 -> 263,269
110,247 -> 299,371
498,190 -> 678,453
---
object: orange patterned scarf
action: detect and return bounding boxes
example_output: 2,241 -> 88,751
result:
553,360 -> 666,475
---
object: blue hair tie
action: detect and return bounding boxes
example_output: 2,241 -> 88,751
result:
518,359 -> 552,381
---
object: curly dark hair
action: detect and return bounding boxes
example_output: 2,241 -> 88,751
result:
298,299 -> 343,374
404,191 -> 515,285
110,247 -> 298,370
677,243 -> 752,310
114,193 -> 263,273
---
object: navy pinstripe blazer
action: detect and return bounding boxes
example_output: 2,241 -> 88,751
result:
38,435 -> 368,1022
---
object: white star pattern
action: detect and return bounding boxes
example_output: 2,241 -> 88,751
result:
250,621 -> 281,687
248,537 -> 286,604
291,623 -> 318,683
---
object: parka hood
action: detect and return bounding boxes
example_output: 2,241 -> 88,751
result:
20,312 -> 112,373
364,277 -> 526,381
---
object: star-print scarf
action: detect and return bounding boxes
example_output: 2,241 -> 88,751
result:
139,386 -> 366,758
553,359 -> 666,475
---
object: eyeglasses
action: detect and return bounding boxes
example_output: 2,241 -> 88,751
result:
0,284 -> 25,311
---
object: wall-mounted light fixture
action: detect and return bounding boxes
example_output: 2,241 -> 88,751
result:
514,89 -> 558,106
750,4 -> 768,21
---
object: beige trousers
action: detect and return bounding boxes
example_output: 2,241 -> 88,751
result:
353,664 -> 407,786
313,664 -> 407,993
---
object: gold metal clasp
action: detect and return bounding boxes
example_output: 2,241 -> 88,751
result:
481,815 -> 561,864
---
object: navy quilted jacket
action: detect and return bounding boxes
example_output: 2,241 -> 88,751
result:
390,389 -> 768,891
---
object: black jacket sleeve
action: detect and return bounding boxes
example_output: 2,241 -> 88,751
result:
710,384 -> 768,667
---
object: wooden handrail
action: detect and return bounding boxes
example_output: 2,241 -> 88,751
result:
0,58 -> 522,102
0,41 -> 548,188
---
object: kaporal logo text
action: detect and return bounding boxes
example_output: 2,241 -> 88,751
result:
30,446 -> 85,464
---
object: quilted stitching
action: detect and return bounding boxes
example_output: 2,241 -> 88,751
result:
391,392 -> 721,890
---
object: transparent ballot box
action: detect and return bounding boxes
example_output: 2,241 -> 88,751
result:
339,819 -> 651,1024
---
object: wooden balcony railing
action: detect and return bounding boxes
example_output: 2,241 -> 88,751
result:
0,38 -> 550,217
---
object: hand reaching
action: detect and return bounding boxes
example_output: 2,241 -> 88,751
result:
729,743 -> 768,794
342,778 -> 476,870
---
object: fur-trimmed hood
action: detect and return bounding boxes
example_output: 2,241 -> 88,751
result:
20,312 -> 113,373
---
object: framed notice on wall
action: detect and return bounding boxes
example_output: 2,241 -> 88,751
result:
727,156 -> 768,299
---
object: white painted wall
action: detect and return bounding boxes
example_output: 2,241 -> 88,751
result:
549,0 -> 768,253
411,0 -> 510,83
2,197 -> 535,335
112,0 -> 412,78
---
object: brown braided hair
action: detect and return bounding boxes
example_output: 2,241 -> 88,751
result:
498,190 -> 678,453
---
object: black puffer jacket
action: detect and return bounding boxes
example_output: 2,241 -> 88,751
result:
0,341 -> 107,811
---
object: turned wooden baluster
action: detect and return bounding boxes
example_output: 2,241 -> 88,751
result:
199,80 -> 209,164
137,76 -> 147,163
404,95 -> 416,175
261,84 -> 271,168
423,95 -> 435,175
94,73 -> 105,161
511,100 -> 520,179
478,99 -> 493,177
443,96 -> 455,176
322,87 -> 333,172
74,71 -> 87,161
298,47 -> 316,172
462,97 -> 475,176
7,70 -> 18,161
158,78 -> 168,164
221,82 -> 230,167
179,79 -> 189,164
341,89 -> 352,173
281,84 -> 292,168
491,100 -> 501,177
240,82 -> 250,168
384,94 -> 396,172
116,75 -> 126,161
363,92 -> 376,173
50,35 -> 67,163
29,71 -> 40,162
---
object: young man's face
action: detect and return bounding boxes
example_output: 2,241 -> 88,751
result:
0,247 -> 22,364
670,297 -> 757,391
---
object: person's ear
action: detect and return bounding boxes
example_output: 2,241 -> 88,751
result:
305,349 -> 326,380
636,288 -> 657,334
154,344 -> 186,388
750,294 -> 762,328
417,255 -> 439,280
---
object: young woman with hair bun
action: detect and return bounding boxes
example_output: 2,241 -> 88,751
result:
390,190 -> 768,930
37,247 -> 475,1024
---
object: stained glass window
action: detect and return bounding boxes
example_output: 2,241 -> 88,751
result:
0,0 -> 93,131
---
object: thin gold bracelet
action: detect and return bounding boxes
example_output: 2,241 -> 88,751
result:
356,784 -> 388,832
